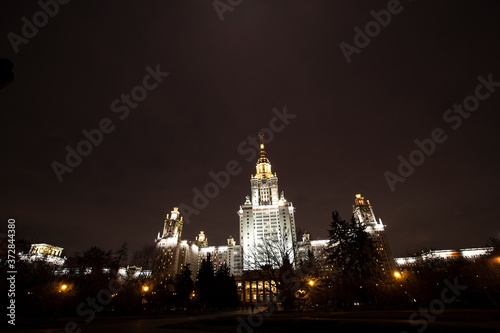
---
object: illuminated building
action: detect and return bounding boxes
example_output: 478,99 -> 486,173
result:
154,136 -> 297,280
236,272 -> 278,303
197,236 -> 242,276
238,134 -> 297,270
353,194 -> 397,275
19,243 -> 66,265
153,142 -> 401,292
297,234 -> 332,274
155,207 -> 199,281
395,247 -> 494,267
155,209 -> 242,280
299,194 -> 397,277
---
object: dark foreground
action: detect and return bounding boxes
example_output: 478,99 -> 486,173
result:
4,309 -> 500,333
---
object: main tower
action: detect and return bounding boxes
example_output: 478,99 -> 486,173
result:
238,134 -> 297,270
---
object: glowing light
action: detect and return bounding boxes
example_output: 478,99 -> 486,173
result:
142,286 -> 149,292
308,280 -> 315,286
394,272 -> 402,279
60,284 -> 67,291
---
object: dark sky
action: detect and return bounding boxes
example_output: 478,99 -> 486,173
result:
1,0 -> 499,258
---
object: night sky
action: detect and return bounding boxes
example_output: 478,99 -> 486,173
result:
2,1 -> 500,258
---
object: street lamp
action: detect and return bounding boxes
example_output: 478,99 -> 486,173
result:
308,280 -> 315,286
394,272 -> 402,279
142,285 -> 149,292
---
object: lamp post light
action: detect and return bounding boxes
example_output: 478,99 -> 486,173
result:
141,285 -> 150,308
59,284 -> 69,293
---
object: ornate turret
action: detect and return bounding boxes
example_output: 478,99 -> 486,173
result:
352,194 -> 396,276
196,231 -> 208,247
157,207 -> 183,242
353,194 -> 377,225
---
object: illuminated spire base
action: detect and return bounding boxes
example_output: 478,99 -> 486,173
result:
254,133 -> 273,180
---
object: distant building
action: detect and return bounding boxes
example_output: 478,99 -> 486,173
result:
154,209 -> 242,281
155,207 -> 199,281
395,247 -> 494,267
197,236 -> 242,276
352,194 -> 397,276
19,243 -> 66,266
297,235 -> 331,273
297,194 -> 397,277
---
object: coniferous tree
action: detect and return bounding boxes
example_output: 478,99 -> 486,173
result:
214,263 -> 239,309
279,253 -> 297,310
174,263 -> 194,308
327,211 -> 382,306
327,212 -> 381,279
326,211 -> 353,275
350,217 -> 382,280
196,254 -> 215,309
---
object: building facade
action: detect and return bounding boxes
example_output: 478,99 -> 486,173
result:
197,236 -> 242,276
352,193 -> 397,276
153,143 -> 398,288
19,243 -> 66,266
297,194 -> 397,277
395,247 -> 494,267
155,208 -> 243,280
238,135 -> 297,270
155,207 -> 199,281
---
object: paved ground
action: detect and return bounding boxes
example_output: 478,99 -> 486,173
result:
3,310 -> 251,333
166,309 -> 500,333
4,309 -> 500,333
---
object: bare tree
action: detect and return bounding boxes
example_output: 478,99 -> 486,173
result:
131,244 -> 157,271
243,236 -> 307,309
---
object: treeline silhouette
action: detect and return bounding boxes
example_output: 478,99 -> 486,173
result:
0,242 -> 239,319
301,212 -> 500,310
1,216 -> 499,320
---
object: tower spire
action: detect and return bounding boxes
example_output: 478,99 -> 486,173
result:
255,133 -> 272,179
259,132 -> 266,159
